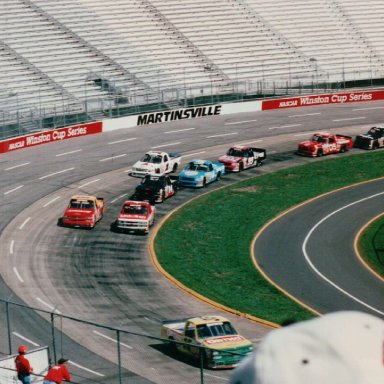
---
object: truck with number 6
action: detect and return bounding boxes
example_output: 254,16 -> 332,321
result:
130,150 -> 181,177
161,315 -> 253,369
297,132 -> 353,157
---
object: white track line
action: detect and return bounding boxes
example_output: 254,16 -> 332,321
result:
4,185 -> 24,195
151,142 -> 181,149
164,128 -> 195,134
302,191 -> 384,316
99,154 -> 127,162
39,168 -> 74,180
43,196 -> 61,207
225,119 -> 257,125
13,267 -> 24,283
206,132 -> 238,138
56,149 -> 82,157
93,330 -> 133,349
36,298 -> 62,314
332,117 -> 366,122
108,138 -> 137,144
12,332 -> 39,347
78,179 -> 100,189
69,361 -> 105,377
4,162 -> 30,171
19,217 -> 31,230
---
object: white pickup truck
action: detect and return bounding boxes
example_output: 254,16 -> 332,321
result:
160,315 -> 253,369
130,150 -> 182,177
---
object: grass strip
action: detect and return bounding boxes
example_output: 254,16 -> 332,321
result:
358,216 -> 384,277
154,151 -> 384,325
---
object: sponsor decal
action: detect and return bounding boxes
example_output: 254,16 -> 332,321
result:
137,105 -> 222,125
0,121 -> 102,154
262,90 -> 384,110
206,335 -> 245,344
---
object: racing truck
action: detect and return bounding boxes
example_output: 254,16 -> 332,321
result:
134,174 -> 178,203
160,315 -> 253,369
178,159 -> 225,188
297,132 -> 353,157
354,126 -> 384,150
61,195 -> 105,228
111,200 -> 155,234
218,145 -> 266,172
130,150 -> 182,177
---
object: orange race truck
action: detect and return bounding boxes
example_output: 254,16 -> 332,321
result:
161,315 -> 253,369
297,132 -> 353,157
61,195 -> 105,229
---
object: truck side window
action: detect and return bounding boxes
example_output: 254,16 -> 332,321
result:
164,155 -> 169,162
329,137 -> 335,143
185,325 -> 195,339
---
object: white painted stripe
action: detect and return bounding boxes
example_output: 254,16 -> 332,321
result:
302,191 -> 384,316
93,330 -> 133,349
78,179 -> 101,189
36,298 -> 62,314
12,332 -> 39,347
43,196 -> 61,207
10,240 -> 14,255
69,361 -> 105,377
151,142 -> 181,149
164,128 -> 195,134
4,185 -> 24,195
268,124 -> 302,130
206,132 -> 238,138
108,138 -> 137,144
204,373 -> 229,381
111,193 -> 129,204
183,151 -> 206,158
332,117 -> 366,122
353,106 -> 384,111
56,149 -> 82,157
293,132 -> 316,137
99,154 -> 127,162
238,139 -> 263,145
4,162 -> 30,171
225,119 -> 257,125
13,267 -> 24,283
19,217 -> 31,230
39,168 -> 74,180
288,112 -> 321,117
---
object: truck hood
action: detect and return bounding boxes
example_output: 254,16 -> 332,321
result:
218,155 -> 241,163
179,170 -> 204,178
64,208 -> 93,217
299,140 -> 317,148
202,335 -> 251,350
118,214 -> 149,220
133,161 -> 157,169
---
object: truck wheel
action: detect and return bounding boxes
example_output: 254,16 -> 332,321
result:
339,145 -> 346,153
373,142 -> 379,150
317,149 -> 323,157
216,172 -> 221,181
239,162 -> 244,172
172,163 -> 178,172
160,190 -> 165,203
202,178 -> 207,187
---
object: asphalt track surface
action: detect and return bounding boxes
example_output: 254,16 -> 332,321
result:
1,100 -> 384,383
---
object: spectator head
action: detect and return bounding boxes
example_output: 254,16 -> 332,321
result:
230,311 -> 384,384
18,345 -> 27,354
58,358 -> 69,365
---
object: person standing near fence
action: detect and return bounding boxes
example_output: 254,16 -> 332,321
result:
43,358 -> 71,384
15,345 -> 33,384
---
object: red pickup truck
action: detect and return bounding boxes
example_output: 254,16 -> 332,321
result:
112,200 -> 155,234
61,195 -> 105,228
297,132 -> 353,157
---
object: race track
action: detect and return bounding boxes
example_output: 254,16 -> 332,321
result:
1,101 -> 384,382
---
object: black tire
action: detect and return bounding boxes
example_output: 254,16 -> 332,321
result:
317,149 -> 323,157
339,145 -> 346,153
216,172 -> 222,181
239,162 -> 244,172
202,178 -> 207,187
172,163 -> 178,172
160,190 -> 165,203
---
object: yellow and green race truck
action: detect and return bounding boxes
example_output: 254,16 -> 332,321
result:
160,315 -> 253,369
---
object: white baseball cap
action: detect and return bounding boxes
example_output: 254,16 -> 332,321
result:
230,311 -> 384,384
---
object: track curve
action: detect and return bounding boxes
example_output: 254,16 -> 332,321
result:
1,101 -> 384,382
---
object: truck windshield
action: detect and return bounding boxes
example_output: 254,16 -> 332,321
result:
227,148 -> 244,157
123,205 -> 147,214
141,154 -> 162,163
69,200 -> 94,209
197,322 -> 237,339
312,135 -> 326,143
186,163 -> 208,172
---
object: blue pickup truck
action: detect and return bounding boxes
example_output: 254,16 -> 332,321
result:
178,159 -> 225,188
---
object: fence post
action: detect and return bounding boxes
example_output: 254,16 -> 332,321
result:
116,330 -> 122,384
199,347 -> 205,384
50,313 -> 57,364
6,300 -> 12,355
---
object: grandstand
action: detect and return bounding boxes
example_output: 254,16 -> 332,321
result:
1,0 -> 384,138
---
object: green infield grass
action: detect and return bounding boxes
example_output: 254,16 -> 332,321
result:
358,216 -> 384,278
154,151 -> 384,325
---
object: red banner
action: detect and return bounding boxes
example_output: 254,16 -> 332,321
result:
0,121 -> 102,154
262,90 -> 384,110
